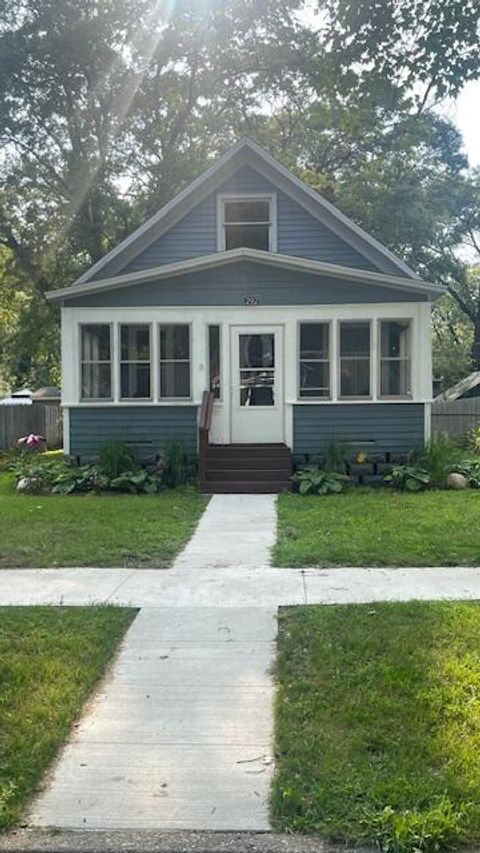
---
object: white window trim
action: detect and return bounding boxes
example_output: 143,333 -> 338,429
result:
79,322 -> 114,402
297,320 -> 332,401
118,322 -> 153,402
377,318 -> 413,400
337,319 -> 373,401
207,323 -> 223,403
216,193 -> 277,252
158,322 -> 193,402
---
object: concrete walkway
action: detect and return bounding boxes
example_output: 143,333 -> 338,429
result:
173,494 -> 277,571
31,607 -> 276,831
3,494 -> 480,835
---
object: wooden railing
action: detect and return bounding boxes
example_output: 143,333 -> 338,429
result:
198,390 -> 214,483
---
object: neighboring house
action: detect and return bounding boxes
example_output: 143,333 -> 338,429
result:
47,139 -> 444,492
434,371 -> 480,402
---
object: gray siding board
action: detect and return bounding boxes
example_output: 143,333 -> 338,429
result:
117,166 -> 379,275
69,406 -> 198,459
70,261 -> 426,307
293,404 -> 425,454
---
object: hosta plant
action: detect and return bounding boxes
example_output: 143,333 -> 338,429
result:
385,465 -> 431,492
293,466 -> 348,496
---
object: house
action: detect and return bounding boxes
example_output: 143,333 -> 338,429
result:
47,138 -> 444,492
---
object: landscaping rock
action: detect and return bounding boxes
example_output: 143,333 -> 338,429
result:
348,463 -> 374,477
447,472 -> 468,490
361,474 -> 386,488
16,476 -> 43,494
375,462 -> 394,476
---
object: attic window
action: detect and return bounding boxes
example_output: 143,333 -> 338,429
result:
219,195 -> 275,251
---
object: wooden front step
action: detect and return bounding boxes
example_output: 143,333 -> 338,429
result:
201,443 -> 292,494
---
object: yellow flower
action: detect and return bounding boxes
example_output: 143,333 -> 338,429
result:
356,451 -> 367,464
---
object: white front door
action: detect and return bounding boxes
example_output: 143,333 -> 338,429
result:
230,325 -> 284,443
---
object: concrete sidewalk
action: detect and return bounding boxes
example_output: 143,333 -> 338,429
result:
4,493 -> 480,836
3,565 -> 480,608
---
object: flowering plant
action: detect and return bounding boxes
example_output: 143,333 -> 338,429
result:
17,433 -> 46,450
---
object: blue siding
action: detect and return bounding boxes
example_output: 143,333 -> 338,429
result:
69,406 -> 198,460
69,261 -> 425,307
293,404 -> 425,455
119,166 -> 378,274
122,196 -> 217,274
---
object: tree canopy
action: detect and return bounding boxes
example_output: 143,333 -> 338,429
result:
1,0 -> 479,391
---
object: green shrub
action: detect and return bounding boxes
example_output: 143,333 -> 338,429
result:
97,440 -> 136,479
455,458 -> 480,489
292,466 -> 348,496
109,470 -> 161,494
413,434 -> 465,489
322,439 -> 349,474
385,464 -> 431,492
160,441 -> 191,488
469,425 -> 480,455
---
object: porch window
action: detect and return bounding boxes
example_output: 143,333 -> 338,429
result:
80,324 -> 112,399
208,325 -> 221,399
120,324 -> 151,399
299,323 -> 330,398
380,320 -> 412,397
339,321 -> 371,397
220,196 -> 273,251
159,324 -> 191,399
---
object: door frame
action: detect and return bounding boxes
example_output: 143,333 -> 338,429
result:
229,323 -> 285,444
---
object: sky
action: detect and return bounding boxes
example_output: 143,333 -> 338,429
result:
444,81 -> 480,167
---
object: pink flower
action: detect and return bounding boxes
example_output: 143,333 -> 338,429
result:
18,433 -> 46,448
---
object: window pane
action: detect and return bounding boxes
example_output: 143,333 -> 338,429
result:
340,322 -> 370,356
225,224 -> 269,251
240,370 -> 274,406
300,323 -> 329,359
340,358 -> 370,397
160,325 -> 190,360
381,359 -> 411,396
224,200 -> 270,223
121,363 -> 151,399
300,361 -> 330,397
81,363 -> 111,399
208,325 -> 221,399
381,321 -> 410,358
81,325 -> 110,361
121,325 -> 150,361
239,334 -> 274,369
160,362 -> 190,398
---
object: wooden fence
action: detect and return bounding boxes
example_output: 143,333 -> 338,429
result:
431,398 -> 480,438
0,403 -> 63,450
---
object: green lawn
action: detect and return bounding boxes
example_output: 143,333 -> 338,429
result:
273,602 -> 480,852
274,489 -> 480,567
0,606 -> 135,830
0,473 -> 207,568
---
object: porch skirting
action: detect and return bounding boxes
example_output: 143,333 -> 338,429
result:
68,405 -> 198,461
293,402 -> 425,455
67,402 -> 425,464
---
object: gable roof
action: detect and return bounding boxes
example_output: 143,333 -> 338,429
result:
74,138 -> 420,286
47,248 -> 444,302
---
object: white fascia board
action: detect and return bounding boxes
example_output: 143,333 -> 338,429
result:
73,137 -> 419,286
47,248 -> 445,302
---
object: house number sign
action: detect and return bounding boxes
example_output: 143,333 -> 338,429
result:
243,295 -> 260,305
